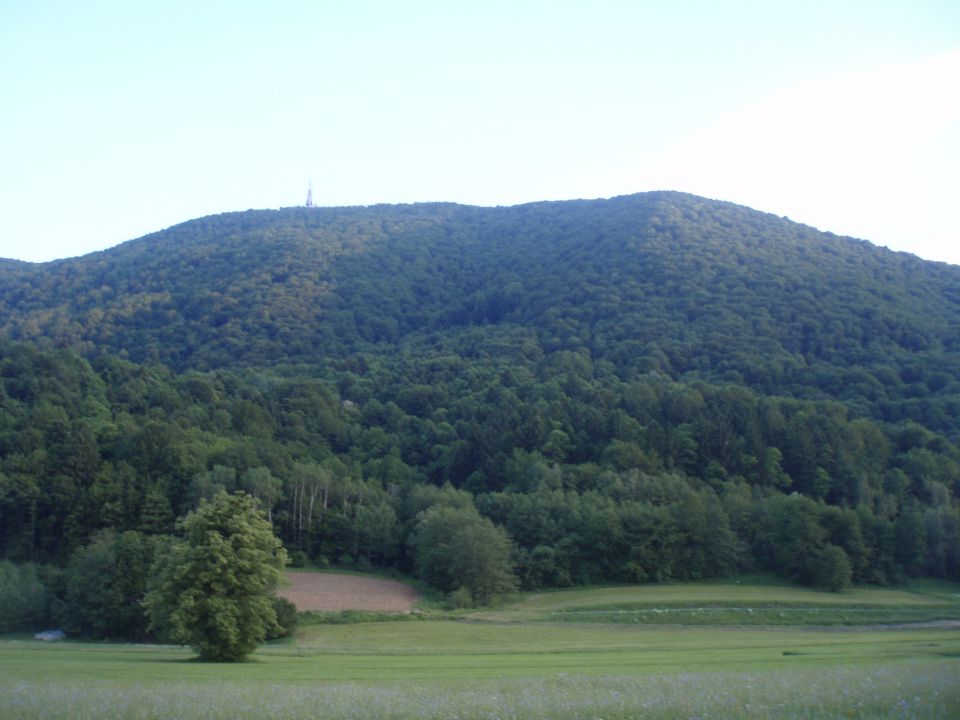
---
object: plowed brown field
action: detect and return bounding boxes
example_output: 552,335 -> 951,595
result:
279,571 -> 419,612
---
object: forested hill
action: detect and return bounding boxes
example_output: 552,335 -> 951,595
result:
1,192 -> 959,433
1,192 -> 959,604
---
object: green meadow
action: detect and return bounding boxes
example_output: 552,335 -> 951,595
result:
478,576 -> 960,626
2,579 -> 959,719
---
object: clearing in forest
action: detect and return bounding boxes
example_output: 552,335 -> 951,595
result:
278,571 -> 419,612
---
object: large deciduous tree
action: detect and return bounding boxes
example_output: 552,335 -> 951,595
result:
411,505 -> 517,605
144,491 -> 288,661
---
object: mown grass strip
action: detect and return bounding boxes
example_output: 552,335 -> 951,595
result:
543,605 -> 960,626
508,579 -> 960,614
4,623 -> 958,682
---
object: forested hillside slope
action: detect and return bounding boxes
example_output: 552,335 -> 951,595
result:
1,192 -> 958,614
2,193 -> 958,433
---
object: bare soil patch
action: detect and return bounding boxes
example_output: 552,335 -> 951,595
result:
279,571 -> 419,613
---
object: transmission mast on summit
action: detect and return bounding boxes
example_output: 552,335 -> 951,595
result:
305,182 -> 315,208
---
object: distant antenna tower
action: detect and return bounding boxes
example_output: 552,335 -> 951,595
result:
305,181 -> 315,208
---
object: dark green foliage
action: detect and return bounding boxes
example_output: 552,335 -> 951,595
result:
411,505 -> 517,605
2,194 -> 958,431
267,596 -> 299,640
287,550 -> 309,568
62,531 -> 165,640
1,335 -> 958,595
810,544 -> 853,592
0,192 -> 958,601
0,561 -> 60,633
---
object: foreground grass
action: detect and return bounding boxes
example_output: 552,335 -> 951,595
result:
2,664 -> 958,719
2,578 -> 958,718
4,623 -> 958,682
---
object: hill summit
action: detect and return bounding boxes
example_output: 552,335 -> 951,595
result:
1,192 -> 958,425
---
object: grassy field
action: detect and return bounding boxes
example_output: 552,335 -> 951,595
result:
475,576 -> 960,626
3,665 -> 958,720
1,578 -> 959,718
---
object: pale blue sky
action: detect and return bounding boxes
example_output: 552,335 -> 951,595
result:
2,0 -> 958,263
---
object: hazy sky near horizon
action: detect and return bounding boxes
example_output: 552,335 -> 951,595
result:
2,1 -> 958,264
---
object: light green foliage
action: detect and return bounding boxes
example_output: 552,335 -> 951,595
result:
238,467 -> 281,522
143,491 -> 287,661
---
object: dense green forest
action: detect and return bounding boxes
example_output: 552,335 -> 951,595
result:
1,192 -> 958,634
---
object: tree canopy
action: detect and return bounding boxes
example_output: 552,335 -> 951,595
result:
144,491 -> 287,661
411,504 -> 517,605
0,193 -> 958,628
